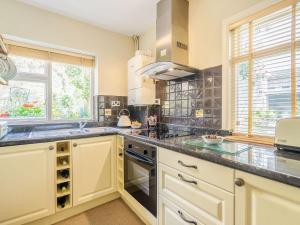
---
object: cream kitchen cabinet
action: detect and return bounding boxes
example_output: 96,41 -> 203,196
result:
158,147 -> 234,225
0,143 -> 55,225
159,195 -> 202,225
159,163 -> 234,225
72,136 -> 117,206
235,170 -> 300,225
128,54 -> 156,105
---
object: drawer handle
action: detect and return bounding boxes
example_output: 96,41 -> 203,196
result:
178,174 -> 197,185
178,160 -> 198,169
177,210 -> 197,225
73,143 -> 78,147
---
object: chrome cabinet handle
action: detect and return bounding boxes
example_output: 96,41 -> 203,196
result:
235,178 -> 245,187
178,174 -> 197,185
73,143 -> 78,147
178,160 -> 198,169
49,146 -> 54,150
177,210 -> 197,225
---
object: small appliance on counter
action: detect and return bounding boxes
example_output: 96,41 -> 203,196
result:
275,118 -> 300,152
147,115 -> 157,129
117,109 -> 131,127
0,121 -> 8,139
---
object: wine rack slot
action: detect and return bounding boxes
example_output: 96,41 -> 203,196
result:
55,141 -> 72,211
57,156 -> 70,168
57,195 -> 71,210
57,142 -> 70,155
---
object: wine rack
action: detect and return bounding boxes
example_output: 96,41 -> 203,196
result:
55,141 -> 72,211
117,135 -> 124,193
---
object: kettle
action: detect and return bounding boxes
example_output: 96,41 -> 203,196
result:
117,109 -> 131,127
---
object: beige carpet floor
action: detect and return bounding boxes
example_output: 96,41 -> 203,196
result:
55,199 -> 145,225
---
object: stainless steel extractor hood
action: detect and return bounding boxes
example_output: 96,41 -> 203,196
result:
137,0 -> 199,80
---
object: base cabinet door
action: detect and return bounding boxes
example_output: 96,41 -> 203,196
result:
235,171 -> 300,225
159,163 -> 234,225
0,143 -> 55,225
159,195 -> 201,225
72,136 -> 116,206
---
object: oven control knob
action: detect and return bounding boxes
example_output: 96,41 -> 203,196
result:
143,150 -> 148,155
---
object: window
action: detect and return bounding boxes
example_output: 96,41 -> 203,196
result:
0,42 -> 94,121
230,0 -> 300,137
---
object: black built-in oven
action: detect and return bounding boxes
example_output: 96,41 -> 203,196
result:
124,138 -> 157,217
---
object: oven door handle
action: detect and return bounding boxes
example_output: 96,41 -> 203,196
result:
125,150 -> 154,166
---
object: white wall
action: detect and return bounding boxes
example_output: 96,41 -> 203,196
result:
139,0 -> 261,69
0,0 -> 134,96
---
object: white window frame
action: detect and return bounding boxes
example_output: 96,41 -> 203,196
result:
222,0 -> 283,131
0,36 -> 97,124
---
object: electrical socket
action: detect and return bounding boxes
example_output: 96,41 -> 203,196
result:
104,109 -> 112,116
111,101 -> 120,107
195,109 -> 204,118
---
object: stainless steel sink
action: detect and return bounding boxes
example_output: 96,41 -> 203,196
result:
28,127 -> 112,139
69,129 -> 89,135
68,127 -> 110,135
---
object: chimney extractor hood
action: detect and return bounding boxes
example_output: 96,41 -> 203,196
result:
137,0 -> 199,80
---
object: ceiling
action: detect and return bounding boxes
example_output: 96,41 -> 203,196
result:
18,0 -> 159,36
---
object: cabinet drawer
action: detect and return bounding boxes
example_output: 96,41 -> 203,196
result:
159,163 -> 234,225
159,195 -> 201,225
158,147 -> 234,192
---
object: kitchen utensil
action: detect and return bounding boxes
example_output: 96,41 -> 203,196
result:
117,109 -> 131,127
0,54 -> 16,80
0,35 -> 17,83
201,135 -> 224,145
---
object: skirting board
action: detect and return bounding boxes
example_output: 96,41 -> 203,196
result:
121,191 -> 157,225
27,192 -> 120,225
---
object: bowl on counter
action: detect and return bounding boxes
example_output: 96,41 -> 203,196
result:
201,135 -> 224,145
131,121 -> 142,129
131,124 -> 142,129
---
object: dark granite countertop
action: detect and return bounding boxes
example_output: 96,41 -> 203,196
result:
0,127 -> 119,147
1,126 -> 300,188
120,130 -> 300,188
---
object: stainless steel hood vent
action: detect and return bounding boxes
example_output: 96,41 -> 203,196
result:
137,0 -> 199,80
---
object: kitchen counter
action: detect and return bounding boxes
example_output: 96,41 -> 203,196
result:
0,126 -> 119,147
120,130 -> 300,188
1,126 -> 300,188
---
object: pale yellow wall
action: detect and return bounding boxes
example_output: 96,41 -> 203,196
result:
139,0 -> 261,69
0,0 -> 134,96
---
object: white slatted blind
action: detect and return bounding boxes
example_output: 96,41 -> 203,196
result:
231,1 -> 300,137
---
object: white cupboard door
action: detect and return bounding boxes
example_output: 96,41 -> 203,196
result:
73,136 -> 116,206
0,143 -> 55,225
235,171 -> 300,225
159,163 -> 234,225
128,89 -> 137,106
159,195 -> 201,225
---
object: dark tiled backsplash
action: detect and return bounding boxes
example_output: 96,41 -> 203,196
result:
94,95 -> 127,126
156,65 -> 222,129
128,105 -> 160,128
95,65 -> 222,130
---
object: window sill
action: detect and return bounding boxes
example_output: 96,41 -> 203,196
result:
225,134 -> 274,146
2,119 -> 94,126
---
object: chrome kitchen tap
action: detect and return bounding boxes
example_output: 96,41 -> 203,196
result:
79,121 -> 87,131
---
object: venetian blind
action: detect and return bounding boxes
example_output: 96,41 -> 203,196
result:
4,40 -> 95,67
230,0 -> 300,137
